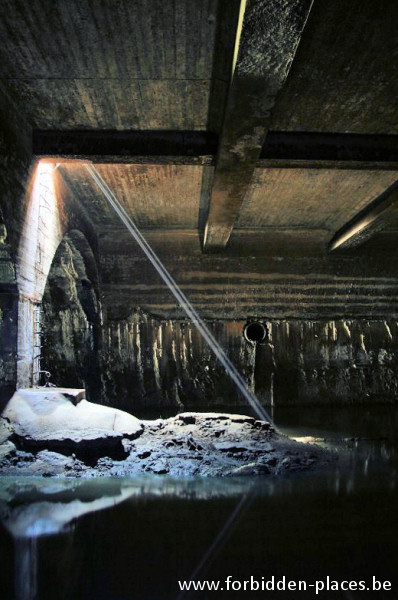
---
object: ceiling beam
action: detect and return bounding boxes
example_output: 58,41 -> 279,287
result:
203,0 -> 314,251
32,130 -> 218,160
261,132 -> 398,162
328,179 -> 398,252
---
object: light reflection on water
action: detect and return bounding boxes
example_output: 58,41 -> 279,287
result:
14,538 -> 37,600
0,407 -> 397,600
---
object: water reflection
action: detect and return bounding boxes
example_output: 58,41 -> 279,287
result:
1,479 -> 145,600
1,479 -> 142,539
14,538 -> 37,600
0,407 -> 397,599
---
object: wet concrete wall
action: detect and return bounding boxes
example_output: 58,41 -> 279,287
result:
0,90 -> 31,402
36,217 -> 398,412
97,315 -> 398,412
39,224 -> 398,412
0,217 -> 18,409
41,235 -> 102,401
0,291 -> 18,409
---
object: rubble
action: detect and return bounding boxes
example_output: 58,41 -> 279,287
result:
0,389 -> 333,478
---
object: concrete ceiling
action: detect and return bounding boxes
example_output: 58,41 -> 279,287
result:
2,0 -> 397,133
0,0 -> 398,246
1,0 -> 398,304
60,162 -> 211,229
237,168 -> 398,230
270,0 -> 398,135
0,0 -> 235,131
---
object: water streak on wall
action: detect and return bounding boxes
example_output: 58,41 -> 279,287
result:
98,315 -> 398,412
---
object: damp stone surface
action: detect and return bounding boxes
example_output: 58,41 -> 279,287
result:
0,389 -> 332,478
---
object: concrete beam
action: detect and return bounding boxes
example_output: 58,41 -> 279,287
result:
33,130 -> 218,160
328,179 -> 398,252
261,132 -> 398,162
203,0 -> 314,251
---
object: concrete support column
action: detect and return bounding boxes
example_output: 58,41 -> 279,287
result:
17,297 -> 41,388
16,161 -> 64,389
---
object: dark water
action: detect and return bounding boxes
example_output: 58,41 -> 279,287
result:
0,406 -> 397,600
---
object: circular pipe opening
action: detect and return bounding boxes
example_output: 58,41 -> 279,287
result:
243,321 -> 267,343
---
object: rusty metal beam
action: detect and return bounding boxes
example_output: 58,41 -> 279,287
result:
328,179 -> 398,252
203,0 -> 314,251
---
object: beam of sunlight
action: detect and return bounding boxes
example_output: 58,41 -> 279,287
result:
17,160 -> 62,301
84,163 -> 273,425
231,0 -> 247,78
176,491 -> 254,600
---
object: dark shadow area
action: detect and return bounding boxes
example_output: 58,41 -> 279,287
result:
33,130 -> 218,158
0,207 -> 18,410
261,131 -> 398,161
40,230 -> 102,402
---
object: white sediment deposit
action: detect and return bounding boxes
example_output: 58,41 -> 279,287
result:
0,389 -> 333,477
3,388 -> 143,442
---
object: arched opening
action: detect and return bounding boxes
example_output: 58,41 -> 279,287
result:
40,230 -> 102,402
14,159 -> 100,389
16,161 -> 64,387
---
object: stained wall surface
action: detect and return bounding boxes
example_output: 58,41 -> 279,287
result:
2,0 -> 398,410
40,301 -> 398,411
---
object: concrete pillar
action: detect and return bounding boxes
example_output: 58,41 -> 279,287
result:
16,161 -> 64,388
16,298 -> 42,388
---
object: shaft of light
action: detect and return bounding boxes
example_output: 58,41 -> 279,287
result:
85,163 -> 273,425
176,491 -> 253,600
